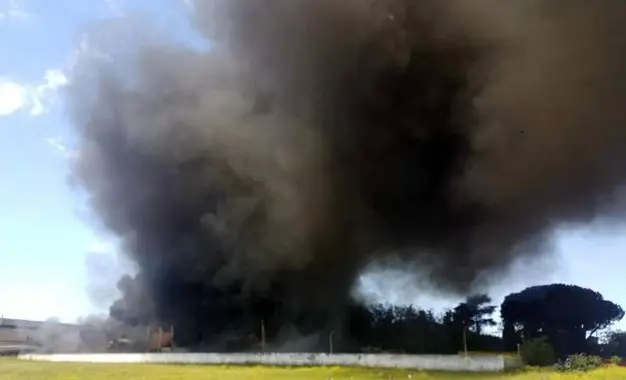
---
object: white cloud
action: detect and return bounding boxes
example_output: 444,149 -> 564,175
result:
65,33 -> 112,77
0,78 -> 27,115
182,0 -> 194,10
0,69 -> 68,117
0,0 -> 32,20
87,239 -> 113,254
30,69 -> 69,116
103,0 -> 125,16
45,136 -> 77,159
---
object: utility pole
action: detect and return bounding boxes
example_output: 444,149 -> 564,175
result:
260,320 -> 266,352
329,330 -> 335,354
462,325 -> 468,357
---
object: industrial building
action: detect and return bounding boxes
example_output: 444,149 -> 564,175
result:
0,316 -> 83,354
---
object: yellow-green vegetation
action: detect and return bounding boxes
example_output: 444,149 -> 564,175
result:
1,358 -> 625,380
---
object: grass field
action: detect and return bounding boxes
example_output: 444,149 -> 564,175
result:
1,358 -> 625,379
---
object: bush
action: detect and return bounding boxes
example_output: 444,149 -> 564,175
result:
609,355 -> 623,365
519,337 -> 556,366
556,353 -> 603,372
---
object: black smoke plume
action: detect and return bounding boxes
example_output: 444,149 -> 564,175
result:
68,1 -> 626,350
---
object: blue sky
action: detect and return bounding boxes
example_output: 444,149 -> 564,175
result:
0,0 -> 623,332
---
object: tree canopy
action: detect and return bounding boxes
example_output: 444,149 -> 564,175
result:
347,283 -> 623,359
454,294 -> 497,335
501,284 -> 624,357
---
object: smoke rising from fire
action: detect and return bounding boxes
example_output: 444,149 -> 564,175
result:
68,1 -> 626,349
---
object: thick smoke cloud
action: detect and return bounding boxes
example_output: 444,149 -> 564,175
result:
68,1 -> 626,350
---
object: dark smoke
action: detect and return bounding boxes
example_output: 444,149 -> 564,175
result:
68,1 -> 626,350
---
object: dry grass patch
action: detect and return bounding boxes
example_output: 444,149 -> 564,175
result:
1,358 -> 625,379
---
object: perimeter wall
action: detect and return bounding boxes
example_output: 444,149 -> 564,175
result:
19,352 -> 523,372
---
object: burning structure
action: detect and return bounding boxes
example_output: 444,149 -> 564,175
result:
106,326 -> 175,352
68,1 -> 626,351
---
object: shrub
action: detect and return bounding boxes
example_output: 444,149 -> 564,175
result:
609,355 -> 623,365
519,337 -> 556,366
556,353 -> 603,372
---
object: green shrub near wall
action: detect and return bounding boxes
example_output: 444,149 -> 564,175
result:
555,354 -> 603,372
519,337 -> 556,367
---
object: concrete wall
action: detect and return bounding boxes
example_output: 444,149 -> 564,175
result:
19,352 -> 522,372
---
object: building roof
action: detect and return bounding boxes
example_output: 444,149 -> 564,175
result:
0,317 -> 80,330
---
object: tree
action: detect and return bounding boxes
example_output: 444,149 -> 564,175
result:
460,294 -> 498,335
346,302 -> 503,354
604,330 -> 626,357
501,284 -> 624,357
452,294 -> 497,353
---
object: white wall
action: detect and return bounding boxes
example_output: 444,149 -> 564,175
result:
19,352 -> 522,372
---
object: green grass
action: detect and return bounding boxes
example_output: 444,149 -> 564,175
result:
1,358 -> 625,380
